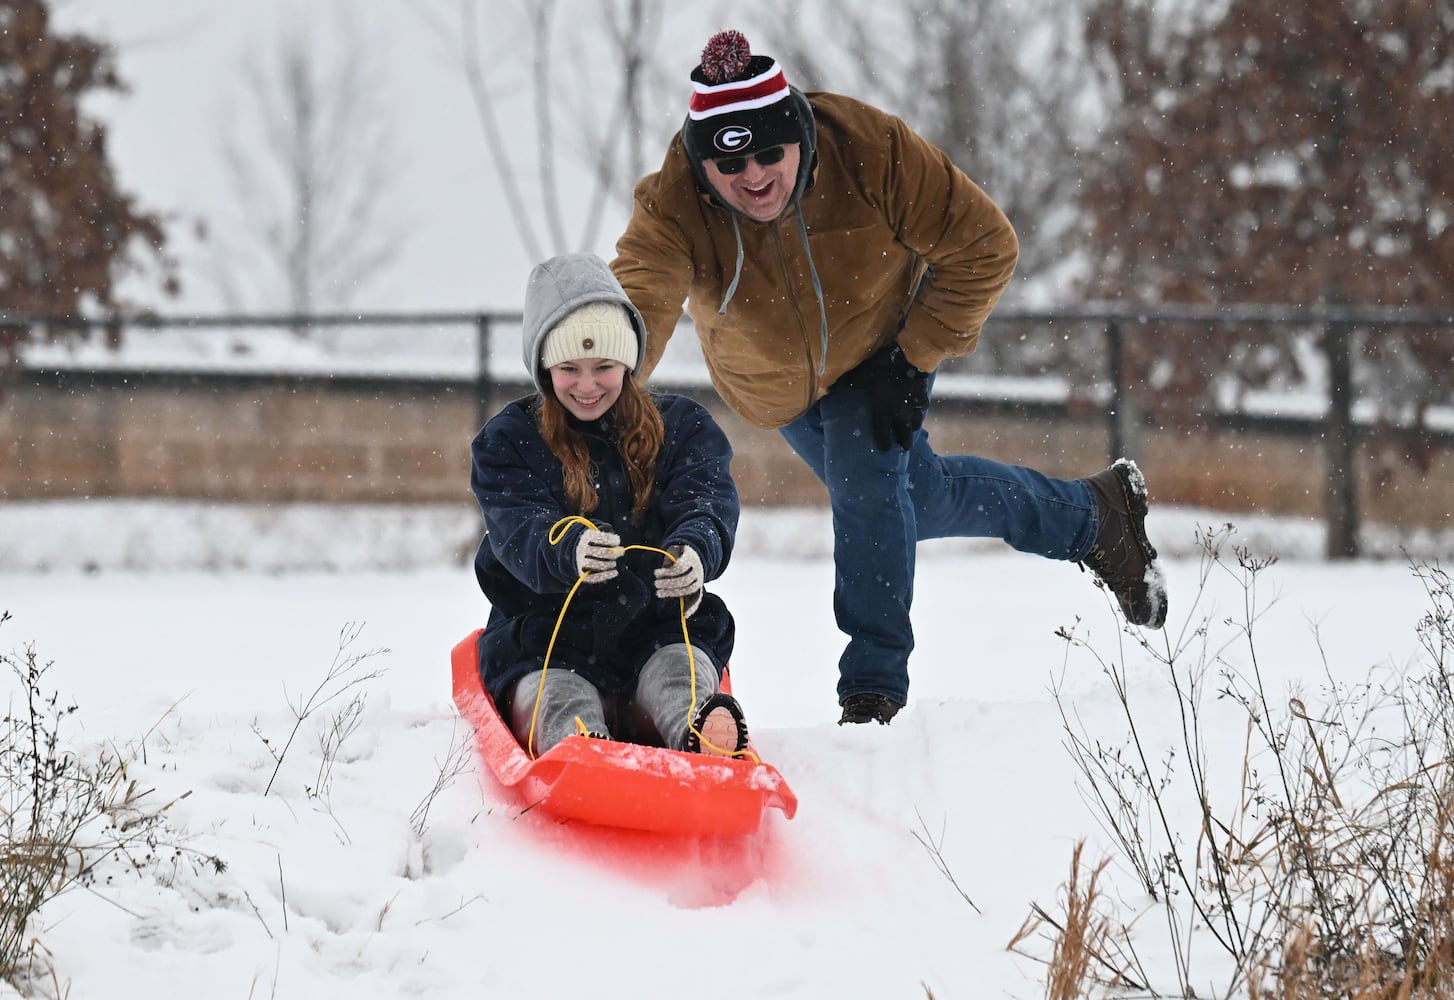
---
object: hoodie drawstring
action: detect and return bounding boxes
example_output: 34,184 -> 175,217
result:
715,209 -> 830,378
796,211 -> 829,377
717,214 -> 745,318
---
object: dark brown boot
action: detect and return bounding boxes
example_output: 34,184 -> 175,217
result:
837,693 -> 904,725
1081,459 -> 1168,629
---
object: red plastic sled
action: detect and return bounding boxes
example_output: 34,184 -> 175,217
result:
451,629 -> 797,837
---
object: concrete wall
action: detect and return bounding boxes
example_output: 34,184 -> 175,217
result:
3,373 -> 470,503
3,370 -> 1450,535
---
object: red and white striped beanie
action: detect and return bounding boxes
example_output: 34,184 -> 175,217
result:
685,30 -> 805,159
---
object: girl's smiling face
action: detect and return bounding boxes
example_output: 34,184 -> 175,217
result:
548,358 -> 627,420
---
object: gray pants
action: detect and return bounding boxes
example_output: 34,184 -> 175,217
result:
508,644 -> 719,755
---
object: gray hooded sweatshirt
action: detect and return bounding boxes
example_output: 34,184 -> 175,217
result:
521,252 -> 647,393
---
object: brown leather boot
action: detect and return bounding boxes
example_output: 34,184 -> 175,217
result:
1082,459 -> 1168,629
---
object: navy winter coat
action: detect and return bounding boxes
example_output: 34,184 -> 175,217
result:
470,393 -> 738,707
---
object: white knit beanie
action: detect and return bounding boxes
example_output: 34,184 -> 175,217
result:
539,301 -> 640,371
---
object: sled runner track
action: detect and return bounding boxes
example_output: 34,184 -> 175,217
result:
451,629 -> 797,837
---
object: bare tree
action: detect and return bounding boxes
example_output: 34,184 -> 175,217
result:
206,8 -> 411,317
744,0 -> 1099,307
576,0 -> 677,245
410,0 -> 686,261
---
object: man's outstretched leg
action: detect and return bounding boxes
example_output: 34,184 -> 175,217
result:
909,441 -> 1168,629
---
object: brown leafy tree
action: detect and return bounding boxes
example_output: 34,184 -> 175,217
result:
0,0 -> 173,377
1080,0 -> 1454,409
1080,0 -> 1454,558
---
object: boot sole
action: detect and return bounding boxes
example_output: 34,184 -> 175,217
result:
685,693 -> 749,755
1111,459 -> 1167,628
1112,458 -> 1158,562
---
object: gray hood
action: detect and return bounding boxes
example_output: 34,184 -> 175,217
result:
522,252 -> 646,394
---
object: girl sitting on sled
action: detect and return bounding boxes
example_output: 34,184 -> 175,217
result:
469,251 -> 749,758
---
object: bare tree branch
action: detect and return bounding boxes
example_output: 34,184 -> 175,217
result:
415,0 -> 684,260
210,8 -> 412,316
455,0 -> 545,261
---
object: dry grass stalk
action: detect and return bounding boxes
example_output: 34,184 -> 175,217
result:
1009,839 -> 1137,999
253,620 -> 386,798
1037,536 -> 1454,998
2,613 -> 216,991
1044,842 -> 1118,1000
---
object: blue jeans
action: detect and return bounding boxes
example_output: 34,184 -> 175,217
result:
779,376 -> 1100,705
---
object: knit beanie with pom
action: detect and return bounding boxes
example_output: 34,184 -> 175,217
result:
684,29 -> 807,160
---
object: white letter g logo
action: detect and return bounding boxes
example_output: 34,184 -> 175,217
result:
714,126 -> 752,152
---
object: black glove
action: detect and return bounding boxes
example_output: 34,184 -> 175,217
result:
838,341 -> 930,451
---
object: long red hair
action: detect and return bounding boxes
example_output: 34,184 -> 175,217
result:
537,373 -> 664,515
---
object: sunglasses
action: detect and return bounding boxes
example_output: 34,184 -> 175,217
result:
710,144 -> 788,175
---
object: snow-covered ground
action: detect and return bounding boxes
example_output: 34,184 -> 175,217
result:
0,500 -> 1439,998
6,7 -> 1441,994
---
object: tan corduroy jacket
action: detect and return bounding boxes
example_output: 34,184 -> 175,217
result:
612,92 -> 1019,430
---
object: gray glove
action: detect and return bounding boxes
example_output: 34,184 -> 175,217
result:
654,544 -> 704,618
575,527 -> 622,583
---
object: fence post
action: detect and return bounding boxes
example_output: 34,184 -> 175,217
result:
1323,320 -> 1359,559
1105,318 -> 1129,463
474,313 -> 493,434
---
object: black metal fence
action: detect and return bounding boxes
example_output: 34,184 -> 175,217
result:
967,303 -> 1454,559
7,302 -> 1454,559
